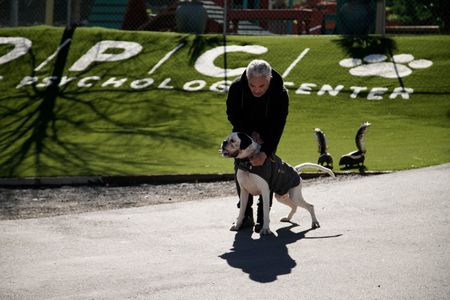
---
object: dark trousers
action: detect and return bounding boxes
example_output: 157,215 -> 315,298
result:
234,159 -> 273,224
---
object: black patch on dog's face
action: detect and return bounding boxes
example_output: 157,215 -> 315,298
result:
237,133 -> 252,150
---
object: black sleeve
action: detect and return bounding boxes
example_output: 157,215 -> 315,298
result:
226,81 -> 248,132
260,88 -> 289,155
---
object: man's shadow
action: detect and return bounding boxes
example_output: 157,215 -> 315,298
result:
219,224 -> 341,283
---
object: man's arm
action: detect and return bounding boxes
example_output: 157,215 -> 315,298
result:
226,82 -> 247,132
251,89 -> 288,167
260,89 -> 289,155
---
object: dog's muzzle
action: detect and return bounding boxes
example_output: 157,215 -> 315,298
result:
220,140 -> 235,158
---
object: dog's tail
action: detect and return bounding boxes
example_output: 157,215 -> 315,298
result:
294,163 -> 335,178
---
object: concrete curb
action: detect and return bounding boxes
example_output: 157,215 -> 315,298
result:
0,171 -> 393,188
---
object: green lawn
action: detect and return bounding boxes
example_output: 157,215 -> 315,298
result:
0,27 -> 449,177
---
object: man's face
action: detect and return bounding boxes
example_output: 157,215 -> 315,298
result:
247,75 -> 271,97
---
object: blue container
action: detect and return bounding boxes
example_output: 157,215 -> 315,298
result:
336,0 -> 375,35
175,1 -> 208,34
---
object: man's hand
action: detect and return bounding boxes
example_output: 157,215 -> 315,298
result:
251,132 -> 264,144
250,152 -> 267,166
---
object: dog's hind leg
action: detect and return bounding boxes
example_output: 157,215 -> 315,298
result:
275,193 -> 297,222
291,185 -> 320,229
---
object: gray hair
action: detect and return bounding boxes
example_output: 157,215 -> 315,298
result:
246,59 -> 272,79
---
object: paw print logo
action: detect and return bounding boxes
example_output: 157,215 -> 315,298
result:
339,54 -> 432,78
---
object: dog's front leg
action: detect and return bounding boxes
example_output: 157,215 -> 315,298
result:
229,188 -> 249,231
260,188 -> 272,235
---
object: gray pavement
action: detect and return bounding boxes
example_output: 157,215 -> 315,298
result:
1,164 -> 449,299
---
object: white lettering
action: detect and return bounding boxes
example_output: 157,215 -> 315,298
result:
389,87 -> 414,100
350,86 -> 367,99
158,78 -> 174,89
318,84 -> 344,96
37,76 -> 58,88
59,76 -> 78,86
101,77 -> 128,88
35,39 -> 71,71
183,80 -> 206,91
210,80 -> 232,93
295,83 -> 317,95
69,40 -> 143,72
11,74 -> 416,101
130,78 -> 154,89
16,76 -> 38,88
194,45 -> 268,78
368,87 -> 388,100
282,48 -> 310,78
78,76 -> 101,88
0,37 -> 32,65
148,43 -> 185,75
284,82 -> 294,89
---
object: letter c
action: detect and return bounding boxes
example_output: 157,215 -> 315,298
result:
194,45 -> 268,78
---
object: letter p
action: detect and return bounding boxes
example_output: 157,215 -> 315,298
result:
69,40 -> 143,72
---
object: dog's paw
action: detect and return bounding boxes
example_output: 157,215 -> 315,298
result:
260,228 -> 272,235
312,221 -> 320,229
280,217 -> 291,222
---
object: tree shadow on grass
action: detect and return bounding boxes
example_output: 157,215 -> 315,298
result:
219,224 -> 342,283
334,35 -> 397,59
0,27 -> 216,178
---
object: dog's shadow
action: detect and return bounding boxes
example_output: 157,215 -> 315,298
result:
219,224 -> 341,283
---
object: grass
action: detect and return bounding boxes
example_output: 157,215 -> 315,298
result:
0,27 -> 449,178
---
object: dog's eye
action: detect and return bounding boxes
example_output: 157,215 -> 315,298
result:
230,139 -> 235,143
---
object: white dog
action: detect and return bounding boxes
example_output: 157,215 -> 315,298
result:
221,132 -> 335,235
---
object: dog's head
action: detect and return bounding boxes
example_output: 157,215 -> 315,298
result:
220,132 -> 259,159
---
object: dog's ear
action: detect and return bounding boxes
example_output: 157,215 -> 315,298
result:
237,133 -> 252,150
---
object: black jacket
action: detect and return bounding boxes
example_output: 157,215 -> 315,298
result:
238,155 -> 300,195
226,69 -> 289,156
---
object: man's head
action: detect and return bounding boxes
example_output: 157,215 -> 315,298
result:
246,59 -> 272,98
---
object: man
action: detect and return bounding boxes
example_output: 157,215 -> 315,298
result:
226,59 -> 289,232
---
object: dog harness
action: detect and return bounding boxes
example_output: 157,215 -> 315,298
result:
238,155 -> 300,195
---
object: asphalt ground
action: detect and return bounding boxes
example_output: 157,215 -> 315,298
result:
1,163 -> 449,299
